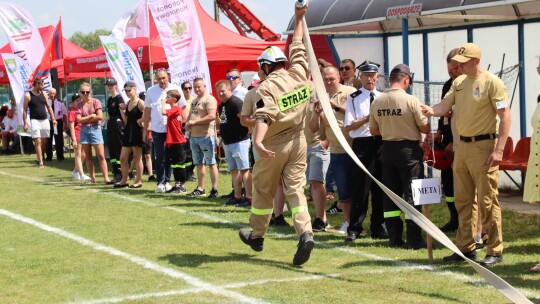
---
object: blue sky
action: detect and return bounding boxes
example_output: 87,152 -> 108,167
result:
0,0 -> 294,46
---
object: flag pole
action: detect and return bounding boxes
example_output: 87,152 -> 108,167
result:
147,0 -> 153,84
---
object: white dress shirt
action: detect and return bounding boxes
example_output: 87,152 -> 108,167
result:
344,88 -> 381,138
145,83 -> 185,133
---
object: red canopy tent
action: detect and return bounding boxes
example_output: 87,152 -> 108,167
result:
0,26 -> 107,84
64,0 -> 286,86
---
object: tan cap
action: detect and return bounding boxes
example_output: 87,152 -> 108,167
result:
452,43 -> 481,63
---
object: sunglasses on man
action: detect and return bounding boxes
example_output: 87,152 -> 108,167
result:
226,75 -> 240,80
182,87 -> 192,91
339,66 -> 352,71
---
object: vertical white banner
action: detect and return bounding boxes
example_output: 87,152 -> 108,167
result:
0,2 -> 51,89
148,0 -> 211,91
1,53 -> 31,131
111,0 -> 149,40
100,35 -> 146,101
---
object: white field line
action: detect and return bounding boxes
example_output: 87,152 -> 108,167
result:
75,267 -> 411,304
0,209 -> 267,304
2,171 -> 540,300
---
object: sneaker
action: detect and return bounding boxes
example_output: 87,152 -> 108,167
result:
155,184 -> 166,193
188,174 -> 197,182
148,175 -> 157,182
235,197 -> 251,207
326,201 -> 342,214
271,214 -> 290,226
480,254 -> 503,266
164,182 -> 172,192
475,232 -> 488,250
128,171 -> 135,180
239,228 -> 264,252
442,250 -> 477,262
71,171 -> 80,180
481,232 -> 489,243
293,231 -> 315,266
208,188 -> 219,199
168,184 -> 187,194
312,218 -> 329,232
79,174 -> 91,182
223,197 -> 240,205
187,188 -> 205,197
338,221 -> 349,234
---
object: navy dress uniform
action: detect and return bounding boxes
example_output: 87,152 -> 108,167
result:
343,60 -> 386,241
369,64 -> 430,249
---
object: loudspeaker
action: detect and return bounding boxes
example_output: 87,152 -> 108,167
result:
50,68 -> 59,90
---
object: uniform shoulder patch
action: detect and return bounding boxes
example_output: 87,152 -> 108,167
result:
256,99 -> 264,109
350,90 -> 362,98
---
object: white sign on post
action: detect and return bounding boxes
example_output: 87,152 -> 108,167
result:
411,178 -> 442,206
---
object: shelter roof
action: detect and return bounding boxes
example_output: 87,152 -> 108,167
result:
285,0 -> 540,34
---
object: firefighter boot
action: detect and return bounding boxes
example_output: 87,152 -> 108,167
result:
386,217 -> 404,248
239,228 -> 264,252
404,219 -> 427,250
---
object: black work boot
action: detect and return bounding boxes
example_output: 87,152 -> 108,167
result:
404,220 -> 427,250
293,231 -> 315,266
239,228 -> 264,252
439,202 -> 459,232
386,218 -> 404,248
345,222 -> 363,242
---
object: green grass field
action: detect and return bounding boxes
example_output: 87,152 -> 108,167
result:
0,154 -> 539,304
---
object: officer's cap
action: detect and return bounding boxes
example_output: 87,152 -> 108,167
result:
357,60 -> 380,73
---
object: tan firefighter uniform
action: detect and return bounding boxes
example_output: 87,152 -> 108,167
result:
250,36 -> 312,239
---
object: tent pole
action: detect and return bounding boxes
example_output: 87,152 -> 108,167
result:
64,74 -> 71,159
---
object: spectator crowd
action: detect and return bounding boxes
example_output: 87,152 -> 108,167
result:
1,24 -> 539,270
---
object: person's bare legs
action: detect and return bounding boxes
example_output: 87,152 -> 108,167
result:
132,147 -> 143,186
34,137 -> 44,166
311,180 -> 327,221
241,169 -> 252,199
93,143 -> 110,182
209,164 -> 219,190
119,147 -> 132,185
83,144 -> 95,181
74,143 -> 85,177
144,153 -> 153,177
476,206 -> 483,244
231,169 -> 242,198
196,164 -> 206,190
341,199 -> 352,223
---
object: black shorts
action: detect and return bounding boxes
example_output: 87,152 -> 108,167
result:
142,140 -> 152,155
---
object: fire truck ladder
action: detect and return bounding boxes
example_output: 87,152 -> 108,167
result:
215,0 -> 281,41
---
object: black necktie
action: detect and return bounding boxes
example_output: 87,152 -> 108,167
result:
370,92 -> 375,104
